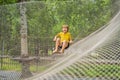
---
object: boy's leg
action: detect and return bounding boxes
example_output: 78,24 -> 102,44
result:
59,40 -> 68,53
53,38 -> 61,53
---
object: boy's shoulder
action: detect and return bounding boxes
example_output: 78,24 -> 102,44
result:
58,32 -> 63,34
59,32 -> 63,33
59,32 -> 71,35
67,32 -> 71,34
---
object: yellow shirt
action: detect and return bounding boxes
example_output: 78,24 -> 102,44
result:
56,32 -> 72,42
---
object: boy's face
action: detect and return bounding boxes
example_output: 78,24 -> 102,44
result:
62,27 -> 68,33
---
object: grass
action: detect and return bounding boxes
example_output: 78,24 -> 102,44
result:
0,58 -> 21,71
62,64 -> 120,77
30,65 -> 47,72
0,58 -> 47,72
1,58 -> 120,78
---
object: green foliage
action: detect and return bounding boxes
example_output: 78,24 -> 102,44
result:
0,0 -> 112,56
0,0 -> 18,5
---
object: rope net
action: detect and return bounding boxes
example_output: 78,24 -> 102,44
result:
0,0 -> 120,80
28,10 -> 120,80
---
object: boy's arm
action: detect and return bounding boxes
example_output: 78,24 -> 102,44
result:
53,33 -> 60,41
69,39 -> 73,44
53,36 -> 57,41
69,34 -> 73,44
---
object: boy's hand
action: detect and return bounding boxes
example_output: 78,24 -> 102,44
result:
53,37 -> 57,41
53,38 -> 56,41
69,40 -> 73,44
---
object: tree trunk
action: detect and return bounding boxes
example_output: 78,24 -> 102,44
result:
19,2 -> 33,78
20,2 -> 28,58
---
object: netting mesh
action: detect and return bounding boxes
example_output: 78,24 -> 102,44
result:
28,10 -> 120,80
0,0 -> 120,80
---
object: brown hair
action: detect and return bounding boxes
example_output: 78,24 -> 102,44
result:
62,25 -> 69,31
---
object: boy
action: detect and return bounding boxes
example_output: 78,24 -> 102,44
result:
53,25 -> 73,53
